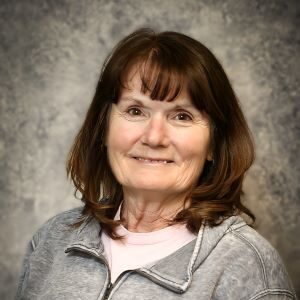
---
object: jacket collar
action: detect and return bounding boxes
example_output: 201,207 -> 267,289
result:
65,215 -> 105,258
139,215 -> 247,293
65,214 -> 246,294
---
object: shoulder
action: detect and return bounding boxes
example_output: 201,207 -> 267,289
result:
31,207 -> 85,249
228,222 -> 289,285
37,206 -> 84,231
215,217 -> 296,299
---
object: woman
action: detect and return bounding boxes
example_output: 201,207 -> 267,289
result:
16,29 -> 296,299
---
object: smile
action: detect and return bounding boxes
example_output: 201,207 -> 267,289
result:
133,157 -> 174,164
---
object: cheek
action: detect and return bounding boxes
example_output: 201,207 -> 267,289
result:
174,129 -> 211,163
106,118 -> 142,154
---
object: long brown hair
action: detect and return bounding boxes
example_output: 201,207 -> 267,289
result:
67,28 -> 255,238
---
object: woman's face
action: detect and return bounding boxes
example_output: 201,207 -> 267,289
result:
106,71 -> 212,196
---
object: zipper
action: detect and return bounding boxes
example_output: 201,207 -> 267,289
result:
65,246 -> 185,298
103,282 -> 112,300
65,246 -> 133,299
102,270 -> 132,300
65,245 -> 112,299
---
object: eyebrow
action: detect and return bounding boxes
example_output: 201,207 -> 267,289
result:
119,97 -> 145,106
119,96 -> 197,110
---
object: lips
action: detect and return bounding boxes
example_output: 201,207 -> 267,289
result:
132,156 -> 174,164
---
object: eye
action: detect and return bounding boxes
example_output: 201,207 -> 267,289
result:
127,107 -> 144,116
174,111 -> 193,121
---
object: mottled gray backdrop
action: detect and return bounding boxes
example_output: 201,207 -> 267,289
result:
0,0 -> 299,298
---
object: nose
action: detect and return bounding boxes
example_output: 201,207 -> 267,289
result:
141,115 -> 170,148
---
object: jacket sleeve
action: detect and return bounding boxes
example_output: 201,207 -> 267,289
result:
249,289 -> 297,300
15,230 -> 41,300
15,209 -> 81,299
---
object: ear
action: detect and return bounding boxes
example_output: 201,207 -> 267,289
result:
206,150 -> 213,161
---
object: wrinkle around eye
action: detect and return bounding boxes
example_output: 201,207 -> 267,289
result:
169,111 -> 210,127
119,108 -> 148,122
193,117 -> 210,127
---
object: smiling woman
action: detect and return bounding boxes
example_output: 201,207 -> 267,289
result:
67,28 -> 256,238
16,29 -> 296,299
107,70 -> 212,200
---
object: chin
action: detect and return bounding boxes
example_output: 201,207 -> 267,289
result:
123,179 -> 184,194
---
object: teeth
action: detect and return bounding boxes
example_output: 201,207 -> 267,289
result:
135,157 -> 170,163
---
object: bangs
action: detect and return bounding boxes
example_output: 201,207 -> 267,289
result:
120,49 -> 185,102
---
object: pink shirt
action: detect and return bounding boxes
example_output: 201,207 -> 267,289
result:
101,207 -> 196,283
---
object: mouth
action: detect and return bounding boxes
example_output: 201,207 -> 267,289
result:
132,156 -> 174,164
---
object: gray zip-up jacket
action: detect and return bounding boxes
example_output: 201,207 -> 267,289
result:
16,207 -> 296,299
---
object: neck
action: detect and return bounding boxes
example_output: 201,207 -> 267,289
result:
120,189 -> 190,233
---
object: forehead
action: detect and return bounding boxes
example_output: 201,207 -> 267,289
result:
120,65 -> 190,104
118,56 -> 187,102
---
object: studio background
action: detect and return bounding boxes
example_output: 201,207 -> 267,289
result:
0,0 -> 299,298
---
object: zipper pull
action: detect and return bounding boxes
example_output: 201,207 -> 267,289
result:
103,282 -> 112,300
